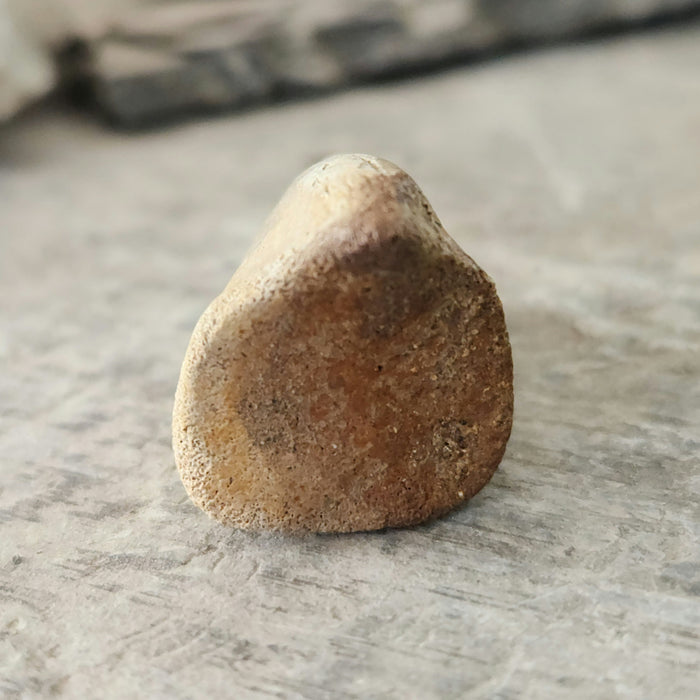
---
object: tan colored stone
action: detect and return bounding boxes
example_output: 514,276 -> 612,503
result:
172,154 -> 513,532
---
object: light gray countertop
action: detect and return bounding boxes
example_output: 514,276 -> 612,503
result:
1,23 -> 699,699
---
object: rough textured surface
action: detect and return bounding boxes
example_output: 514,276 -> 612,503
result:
173,154 -> 513,532
2,24 -> 700,699
3,0 -> 700,124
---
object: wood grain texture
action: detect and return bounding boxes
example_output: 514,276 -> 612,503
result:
1,24 -> 699,699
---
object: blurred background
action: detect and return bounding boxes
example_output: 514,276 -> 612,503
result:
2,3 -> 700,699
2,0 -> 700,126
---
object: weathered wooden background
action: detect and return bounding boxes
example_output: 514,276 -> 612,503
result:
1,22 -> 699,699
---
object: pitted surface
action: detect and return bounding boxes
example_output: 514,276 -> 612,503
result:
173,156 -> 513,532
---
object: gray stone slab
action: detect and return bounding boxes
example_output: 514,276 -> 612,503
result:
1,23 -> 699,699
4,0 -> 700,124
89,0 -> 700,126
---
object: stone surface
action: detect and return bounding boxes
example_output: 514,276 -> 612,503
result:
173,154 -> 513,532
1,23 -> 700,699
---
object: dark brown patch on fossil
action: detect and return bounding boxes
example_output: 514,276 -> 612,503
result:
341,229 -> 447,339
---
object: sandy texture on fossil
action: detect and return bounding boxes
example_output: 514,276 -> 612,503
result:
173,154 -> 513,532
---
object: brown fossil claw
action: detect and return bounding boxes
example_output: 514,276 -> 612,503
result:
173,154 -> 513,532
